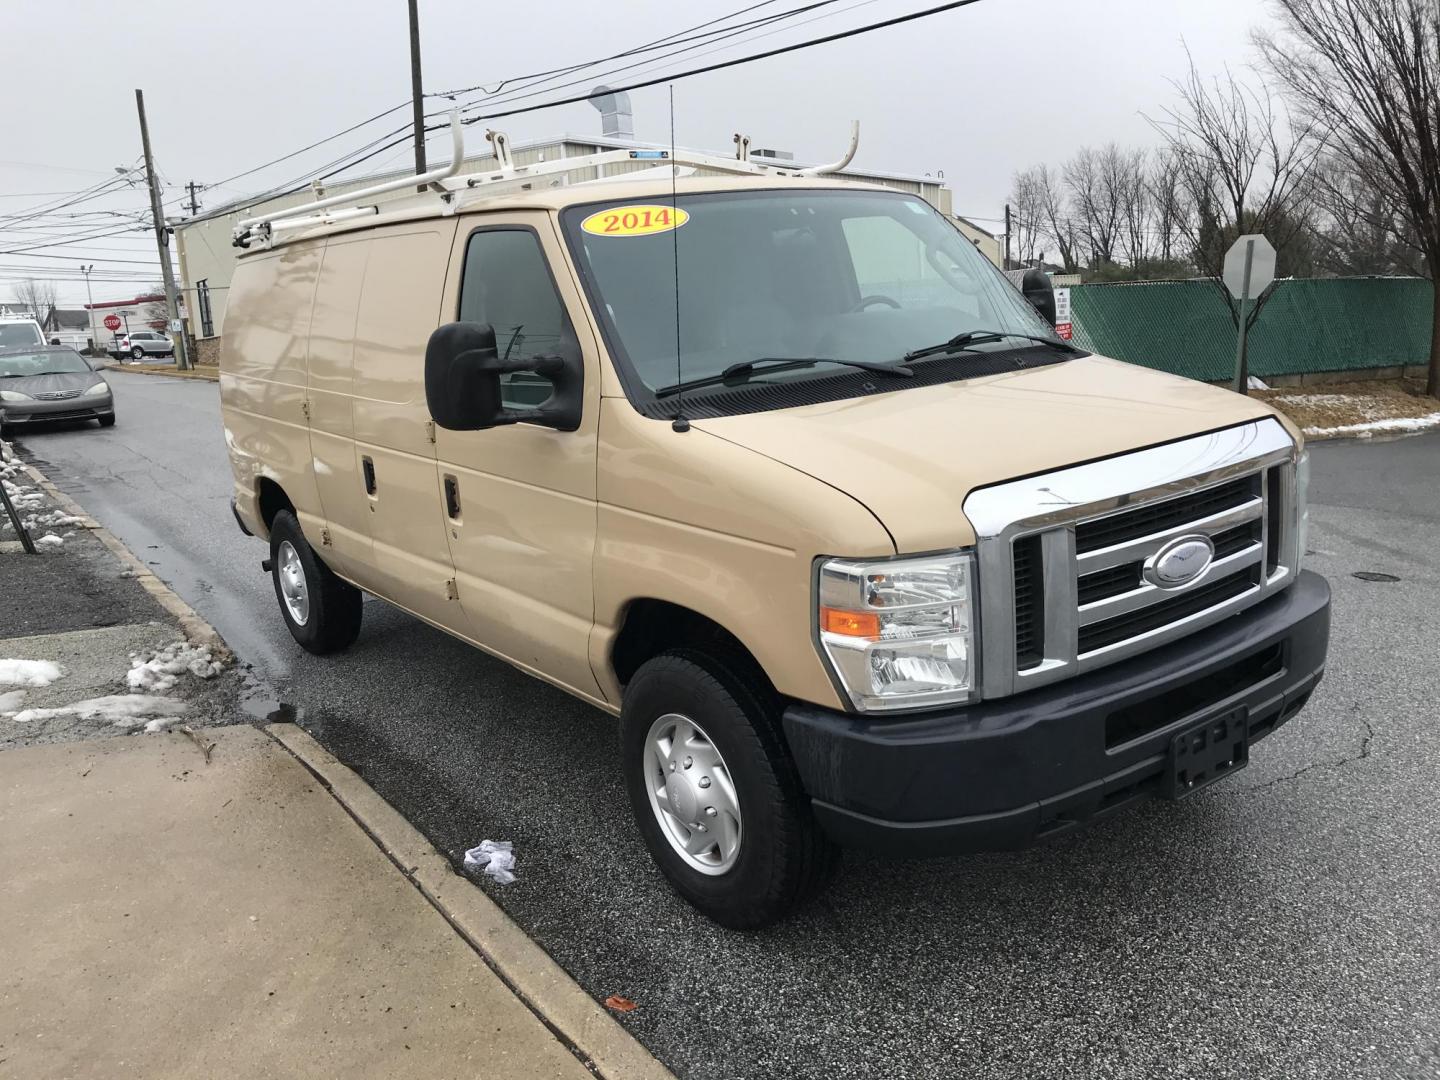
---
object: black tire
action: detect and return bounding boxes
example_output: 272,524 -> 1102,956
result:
621,649 -> 839,929
131,346 -> 145,360
268,509 -> 362,654
97,413 -> 116,428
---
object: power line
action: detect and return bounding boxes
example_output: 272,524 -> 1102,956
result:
460,0 -> 985,125
180,1 -> 851,223
446,0 -> 858,117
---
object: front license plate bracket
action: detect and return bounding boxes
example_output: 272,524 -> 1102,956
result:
1164,709 -> 1249,799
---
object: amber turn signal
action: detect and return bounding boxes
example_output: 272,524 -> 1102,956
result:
820,607 -> 881,637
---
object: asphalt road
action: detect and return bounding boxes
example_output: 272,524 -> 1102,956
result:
17,370 -> 1440,1080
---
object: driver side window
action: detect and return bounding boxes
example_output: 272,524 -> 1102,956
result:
458,228 -> 571,409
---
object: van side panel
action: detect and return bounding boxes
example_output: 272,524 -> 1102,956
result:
435,212 -> 603,702
591,400 -> 895,711
219,242 -> 324,541
350,221 -> 461,630
306,236 -> 371,579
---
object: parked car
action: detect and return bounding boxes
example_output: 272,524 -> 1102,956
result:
220,167 -> 1330,929
0,345 -> 115,436
114,330 -> 173,361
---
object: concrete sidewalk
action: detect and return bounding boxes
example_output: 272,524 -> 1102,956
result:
0,725 -> 599,1079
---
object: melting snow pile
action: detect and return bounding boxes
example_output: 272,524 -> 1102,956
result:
4,694 -> 192,731
0,658 -> 65,687
126,642 -> 224,692
0,689 -> 27,713
463,840 -> 517,884
1303,411 -> 1440,440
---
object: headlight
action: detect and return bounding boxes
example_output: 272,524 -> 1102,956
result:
1294,448 -> 1310,568
817,551 -> 977,712
0,390 -> 33,402
82,381 -> 111,398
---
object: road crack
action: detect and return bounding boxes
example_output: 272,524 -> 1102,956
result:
1245,706 -> 1375,793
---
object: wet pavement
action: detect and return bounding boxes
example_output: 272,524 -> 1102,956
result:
14,369 -> 1440,1080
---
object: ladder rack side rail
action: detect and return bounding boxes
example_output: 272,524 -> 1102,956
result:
235,111 -> 463,239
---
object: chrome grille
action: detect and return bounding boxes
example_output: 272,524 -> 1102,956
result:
34,389 -> 83,401
965,419 -> 1300,700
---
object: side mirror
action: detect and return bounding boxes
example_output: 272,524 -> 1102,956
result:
423,321 -> 583,432
1003,268 -> 1058,327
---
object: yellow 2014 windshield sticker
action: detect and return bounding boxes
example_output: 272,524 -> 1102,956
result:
581,205 -> 689,237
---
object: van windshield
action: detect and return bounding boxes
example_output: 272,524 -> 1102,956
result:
0,322 -> 45,349
561,189 -> 1064,403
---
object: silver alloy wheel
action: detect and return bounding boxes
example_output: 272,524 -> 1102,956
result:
276,540 -> 310,626
643,712 -> 743,875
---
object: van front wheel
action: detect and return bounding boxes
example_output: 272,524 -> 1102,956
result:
621,650 -> 838,929
268,510 -> 362,654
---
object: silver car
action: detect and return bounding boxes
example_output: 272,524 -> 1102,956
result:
115,330 -> 174,361
0,346 -> 116,436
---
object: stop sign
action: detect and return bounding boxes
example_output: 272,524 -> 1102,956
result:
103,314 -> 122,332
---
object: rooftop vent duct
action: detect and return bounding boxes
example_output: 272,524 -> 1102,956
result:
589,85 -> 634,140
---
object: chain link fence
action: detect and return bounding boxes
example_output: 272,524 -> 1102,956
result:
1070,277 -> 1434,382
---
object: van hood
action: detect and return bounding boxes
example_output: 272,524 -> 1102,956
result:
691,355 -> 1284,553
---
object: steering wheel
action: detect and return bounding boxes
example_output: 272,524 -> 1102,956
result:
850,294 -> 901,312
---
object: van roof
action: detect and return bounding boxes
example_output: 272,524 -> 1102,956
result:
237,172 -> 893,255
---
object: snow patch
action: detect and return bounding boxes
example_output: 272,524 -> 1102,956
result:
9,694 -> 192,725
0,689 -> 26,714
1246,376 -> 1270,390
126,642 -> 223,693
1303,412 -> 1440,440
34,533 -> 64,549
0,658 -> 64,687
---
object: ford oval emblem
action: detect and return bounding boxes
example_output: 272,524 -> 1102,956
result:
1144,535 -> 1216,589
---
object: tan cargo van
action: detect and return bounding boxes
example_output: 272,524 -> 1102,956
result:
221,139 -> 1329,927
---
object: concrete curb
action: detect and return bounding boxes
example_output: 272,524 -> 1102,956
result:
265,722 -> 674,1080
103,362 -> 220,381
17,459 -> 229,658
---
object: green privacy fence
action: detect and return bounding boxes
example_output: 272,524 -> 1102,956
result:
1070,277 -> 1435,382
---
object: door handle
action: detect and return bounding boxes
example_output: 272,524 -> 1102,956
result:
443,474 -> 461,519
362,456 -> 376,495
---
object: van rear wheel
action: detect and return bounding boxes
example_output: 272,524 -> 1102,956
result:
268,510 -> 362,654
620,650 -> 838,929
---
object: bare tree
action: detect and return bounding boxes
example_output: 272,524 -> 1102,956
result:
1007,166 -> 1047,267
1256,0 -> 1440,394
1148,151 -> 1189,264
9,278 -> 57,323
1310,152 -> 1427,276
1034,162 -> 1080,273
1148,48 -> 1323,324
1114,147 -> 1154,268
142,283 -> 169,331
1065,145 -> 1127,267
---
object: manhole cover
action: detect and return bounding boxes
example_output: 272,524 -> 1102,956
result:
1352,571 -> 1400,582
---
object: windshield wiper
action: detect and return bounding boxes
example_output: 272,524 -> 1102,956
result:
653,356 -> 913,399
903,330 -> 1082,363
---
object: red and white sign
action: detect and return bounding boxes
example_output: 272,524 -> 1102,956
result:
1053,287 -> 1073,341
103,314 -> 122,332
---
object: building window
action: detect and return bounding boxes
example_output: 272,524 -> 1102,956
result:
196,279 -> 214,338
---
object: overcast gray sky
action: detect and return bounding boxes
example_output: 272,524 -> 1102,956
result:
2,0 -> 1278,307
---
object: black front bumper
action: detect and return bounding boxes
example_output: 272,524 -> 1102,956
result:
783,570 -> 1331,855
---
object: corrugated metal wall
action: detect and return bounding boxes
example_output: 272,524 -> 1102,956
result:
1071,278 -> 1435,381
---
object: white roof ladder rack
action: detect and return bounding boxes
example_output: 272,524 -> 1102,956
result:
233,116 -> 860,250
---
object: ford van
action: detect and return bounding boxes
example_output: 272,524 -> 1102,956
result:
220,138 -> 1329,927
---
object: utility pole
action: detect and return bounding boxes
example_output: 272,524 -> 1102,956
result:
79,264 -> 97,354
407,0 -> 427,191
184,180 -> 202,216
1004,204 -> 1012,270
134,88 -> 190,371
